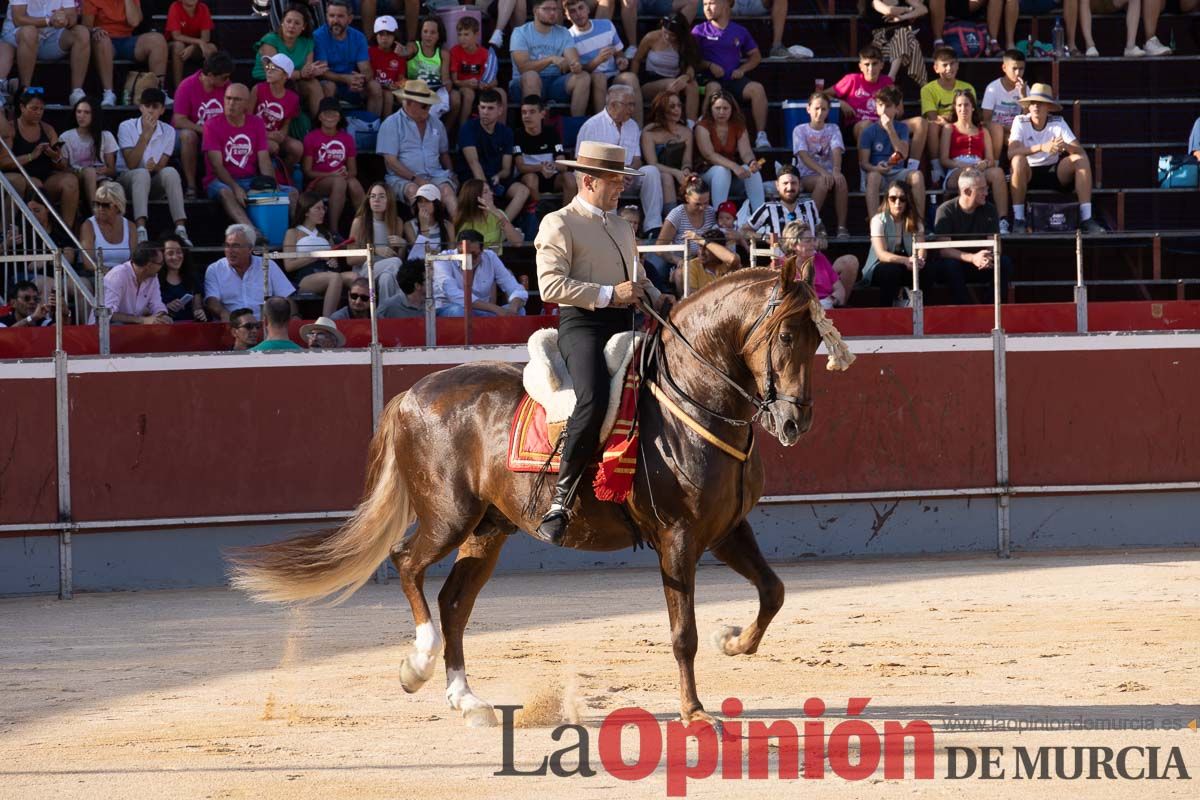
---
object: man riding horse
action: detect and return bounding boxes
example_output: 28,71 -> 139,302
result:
533,141 -> 674,544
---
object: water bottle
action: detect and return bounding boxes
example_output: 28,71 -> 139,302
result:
1026,33 -> 1034,57
1052,17 -> 1065,58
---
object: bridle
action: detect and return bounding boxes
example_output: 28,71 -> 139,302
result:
640,280 -> 814,429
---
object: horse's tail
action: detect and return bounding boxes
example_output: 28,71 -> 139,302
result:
228,393 -> 415,605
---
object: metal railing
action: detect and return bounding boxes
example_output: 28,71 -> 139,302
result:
637,243 -> 693,297
424,246 -> 474,346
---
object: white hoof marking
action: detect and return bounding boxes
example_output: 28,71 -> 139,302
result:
710,625 -> 743,655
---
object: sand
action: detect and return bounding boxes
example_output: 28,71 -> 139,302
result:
1,549 -> 1197,798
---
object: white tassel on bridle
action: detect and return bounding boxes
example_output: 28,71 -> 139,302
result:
808,297 -> 856,372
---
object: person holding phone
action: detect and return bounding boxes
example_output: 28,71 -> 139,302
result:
0,88 -> 80,228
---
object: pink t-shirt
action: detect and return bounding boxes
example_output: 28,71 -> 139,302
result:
811,252 -> 838,301
303,129 -> 356,175
253,82 -> 300,134
201,114 -> 269,187
832,73 -> 895,123
175,70 -> 227,125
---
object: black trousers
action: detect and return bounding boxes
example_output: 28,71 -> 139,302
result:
930,256 -> 1013,305
871,261 -> 931,307
555,306 -> 634,497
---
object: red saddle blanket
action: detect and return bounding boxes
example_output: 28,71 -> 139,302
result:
506,358 -> 641,503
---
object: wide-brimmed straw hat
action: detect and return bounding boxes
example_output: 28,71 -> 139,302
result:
1017,83 -> 1063,112
393,79 -> 438,105
556,141 -> 642,178
299,316 -> 346,348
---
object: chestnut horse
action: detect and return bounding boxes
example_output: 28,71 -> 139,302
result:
229,267 -> 853,728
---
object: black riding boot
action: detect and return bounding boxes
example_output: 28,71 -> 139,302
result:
536,449 -> 588,545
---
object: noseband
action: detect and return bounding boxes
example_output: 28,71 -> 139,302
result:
641,282 -> 812,428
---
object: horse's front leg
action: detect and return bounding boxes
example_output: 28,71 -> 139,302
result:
657,531 -> 716,727
708,519 -> 785,657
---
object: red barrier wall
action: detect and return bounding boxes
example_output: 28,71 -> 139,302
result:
1008,348 -> 1200,486
0,370 -> 58,529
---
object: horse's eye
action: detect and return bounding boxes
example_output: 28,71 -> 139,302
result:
779,331 -> 794,346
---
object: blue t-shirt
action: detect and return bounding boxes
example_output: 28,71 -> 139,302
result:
691,20 -> 757,77
570,18 -> 622,76
457,120 -> 514,182
510,23 -> 575,79
859,120 -> 911,167
313,25 -> 369,76
1188,117 -> 1200,157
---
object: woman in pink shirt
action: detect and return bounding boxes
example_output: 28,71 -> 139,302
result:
302,97 -> 364,232
781,219 -> 859,309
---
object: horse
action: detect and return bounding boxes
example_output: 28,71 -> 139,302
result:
229,265 -> 854,728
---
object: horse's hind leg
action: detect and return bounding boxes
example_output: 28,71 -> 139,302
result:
708,519 -> 785,657
392,511 -> 484,694
437,528 -> 506,727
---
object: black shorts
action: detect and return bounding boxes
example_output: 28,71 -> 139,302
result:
1029,162 -> 1072,192
696,70 -> 752,100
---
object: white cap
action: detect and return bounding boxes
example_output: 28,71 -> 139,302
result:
414,184 -> 440,202
374,15 -> 398,33
264,52 -> 295,76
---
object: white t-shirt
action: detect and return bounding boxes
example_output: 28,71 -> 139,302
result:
116,118 -> 178,171
1009,114 -> 1077,168
58,129 -> 118,171
981,78 -> 1022,127
4,0 -> 73,28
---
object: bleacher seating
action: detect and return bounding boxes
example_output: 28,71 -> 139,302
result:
12,0 -> 1200,311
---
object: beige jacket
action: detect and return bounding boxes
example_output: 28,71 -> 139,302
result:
535,197 -> 660,311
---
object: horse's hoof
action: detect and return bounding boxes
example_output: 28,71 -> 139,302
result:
399,657 -> 433,693
710,625 -> 743,655
463,705 -> 499,728
684,711 -> 724,737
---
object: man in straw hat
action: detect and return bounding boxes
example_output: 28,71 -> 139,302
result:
300,316 -> 347,349
377,78 -> 458,215
533,140 -> 671,544
1007,82 -> 1104,234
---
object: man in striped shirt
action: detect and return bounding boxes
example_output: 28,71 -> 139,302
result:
563,0 -> 643,122
743,166 -> 822,254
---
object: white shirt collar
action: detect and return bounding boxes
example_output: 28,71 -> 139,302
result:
574,196 -> 606,219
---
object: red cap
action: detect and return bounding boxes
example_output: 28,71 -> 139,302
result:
716,201 -> 738,217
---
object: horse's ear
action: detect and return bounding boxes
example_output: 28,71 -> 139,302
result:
779,255 -> 797,291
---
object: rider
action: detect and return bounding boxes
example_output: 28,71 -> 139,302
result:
534,140 -> 670,544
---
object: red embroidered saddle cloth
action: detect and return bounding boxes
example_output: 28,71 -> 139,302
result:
506,357 -> 641,502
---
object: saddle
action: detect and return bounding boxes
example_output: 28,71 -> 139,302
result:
507,329 -> 643,501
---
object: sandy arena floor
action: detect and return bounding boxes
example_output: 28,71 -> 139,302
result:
1,549 -> 1198,799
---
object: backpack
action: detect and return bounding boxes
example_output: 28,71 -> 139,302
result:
944,21 -> 990,58
1157,155 -> 1199,188
1028,201 -> 1080,233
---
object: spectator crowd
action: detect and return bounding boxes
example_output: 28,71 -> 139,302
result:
1,0 -> 1199,340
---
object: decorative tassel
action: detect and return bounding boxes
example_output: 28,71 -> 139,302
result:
808,297 -> 856,372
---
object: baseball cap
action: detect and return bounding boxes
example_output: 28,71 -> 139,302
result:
414,184 -> 440,202
374,15 -> 398,33
716,201 -> 738,217
264,52 -> 295,76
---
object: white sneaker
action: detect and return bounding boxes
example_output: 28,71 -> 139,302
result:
999,218 -> 1011,235
787,44 -> 814,59
68,88 -> 86,105
101,89 -> 117,107
488,29 -> 504,48
136,225 -> 149,244
1144,36 -> 1172,56
1085,46 -> 1100,57
161,89 -> 173,107
623,45 -> 637,60
174,225 -> 193,247
754,131 -> 771,150
1124,45 -> 1146,57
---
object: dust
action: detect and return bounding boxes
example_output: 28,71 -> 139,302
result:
514,671 -> 583,727
261,607 -> 308,721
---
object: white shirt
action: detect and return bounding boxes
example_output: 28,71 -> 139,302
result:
204,255 -> 295,319
575,109 -> 642,163
432,248 -> 529,309
981,78 -> 1023,127
1009,114 -> 1077,168
116,118 -> 178,171
4,0 -> 72,27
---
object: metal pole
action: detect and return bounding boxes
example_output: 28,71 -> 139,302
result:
423,253 -> 436,347
95,251 -> 110,356
53,249 -> 63,353
54,346 -> 73,599
1074,228 -> 1088,333
366,244 -> 379,347
681,241 -> 690,298
992,234 -> 1002,331
461,240 -> 473,346
992,327 -> 1010,559
261,245 -> 269,320
911,242 -> 924,337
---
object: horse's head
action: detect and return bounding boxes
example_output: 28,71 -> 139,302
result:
739,262 -> 855,447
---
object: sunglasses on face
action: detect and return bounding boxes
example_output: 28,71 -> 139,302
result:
93,201 -> 113,209
233,322 -> 258,330
349,293 -> 370,301
888,195 -> 907,203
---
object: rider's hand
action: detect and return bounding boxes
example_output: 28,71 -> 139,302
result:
611,281 -> 645,307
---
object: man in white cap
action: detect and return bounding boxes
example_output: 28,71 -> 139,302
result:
575,83 -> 665,234
300,316 -> 347,349
1008,83 -> 1104,234
377,79 -> 458,215
533,140 -> 670,544
253,52 -> 304,175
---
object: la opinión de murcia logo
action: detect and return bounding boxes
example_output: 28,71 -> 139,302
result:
494,697 -> 1192,796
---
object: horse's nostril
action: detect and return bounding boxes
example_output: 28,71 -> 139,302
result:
783,419 -> 799,439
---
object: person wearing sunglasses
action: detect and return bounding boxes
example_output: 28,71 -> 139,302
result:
227,307 -> 261,350
862,179 -> 928,308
